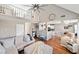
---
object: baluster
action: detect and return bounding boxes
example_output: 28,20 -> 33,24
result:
11,8 -> 14,16
15,8 -> 17,16
19,9 -> 20,17
16,9 -> 18,17
0,5 -> 3,14
18,9 -> 19,17
1,5 -> 3,13
14,8 -> 16,16
21,10 -> 23,18
21,10 -> 22,17
14,8 -> 15,16
12,8 -> 14,16
24,12 -> 26,19
23,11 -> 25,18
2,4 -> 4,14
18,9 -> 20,17
21,11 -> 22,18
0,5 -> 2,13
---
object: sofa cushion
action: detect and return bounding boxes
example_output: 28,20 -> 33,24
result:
15,35 -> 24,45
15,35 -> 35,50
5,47 -> 18,54
76,39 -> 79,44
0,37 -> 15,48
24,35 -> 31,42
61,35 -> 71,47
0,43 -> 6,54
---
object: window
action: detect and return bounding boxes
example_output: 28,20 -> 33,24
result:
74,24 -> 78,34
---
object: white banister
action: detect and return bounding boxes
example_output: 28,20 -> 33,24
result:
0,4 -> 29,19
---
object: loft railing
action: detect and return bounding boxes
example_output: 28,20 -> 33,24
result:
0,4 -> 30,19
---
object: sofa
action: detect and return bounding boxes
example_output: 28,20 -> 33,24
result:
60,32 -> 79,53
0,37 -> 18,54
15,35 -> 35,51
0,34 -> 35,54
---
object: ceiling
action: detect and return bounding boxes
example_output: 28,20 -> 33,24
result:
56,4 -> 79,14
11,4 -> 79,15
0,4 -> 78,24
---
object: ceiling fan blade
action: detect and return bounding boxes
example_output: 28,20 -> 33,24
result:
39,4 -> 48,7
23,5 -> 33,7
28,8 -> 33,11
32,4 -> 35,6
39,7 -> 45,10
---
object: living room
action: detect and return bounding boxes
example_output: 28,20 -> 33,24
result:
0,4 -> 79,54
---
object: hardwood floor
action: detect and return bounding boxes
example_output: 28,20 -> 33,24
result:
34,36 -> 73,54
44,37 -> 72,54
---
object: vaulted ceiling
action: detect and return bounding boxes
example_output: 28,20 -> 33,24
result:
56,4 -> 79,14
11,4 -> 79,14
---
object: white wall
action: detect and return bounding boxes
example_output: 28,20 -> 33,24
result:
39,5 -> 78,22
0,21 -> 16,38
0,16 -> 26,38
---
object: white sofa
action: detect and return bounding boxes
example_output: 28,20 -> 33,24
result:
60,32 -> 79,53
66,42 -> 79,53
0,37 -> 18,54
15,35 -> 35,51
60,35 -> 70,47
0,34 -> 35,54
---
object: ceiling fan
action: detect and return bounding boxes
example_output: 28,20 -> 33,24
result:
24,4 -> 48,13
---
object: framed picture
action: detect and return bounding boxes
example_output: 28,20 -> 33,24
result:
49,13 -> 56,21
39,23 -> 46,30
